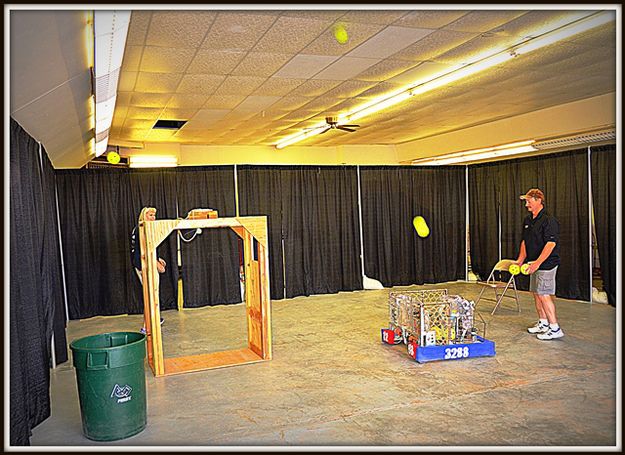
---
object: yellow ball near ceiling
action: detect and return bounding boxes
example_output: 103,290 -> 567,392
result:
334,24 -> 349,44
413,216 -> 430,238
107,151 -> 120,164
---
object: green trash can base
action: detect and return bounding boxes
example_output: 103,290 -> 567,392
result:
70,332 -> 147,441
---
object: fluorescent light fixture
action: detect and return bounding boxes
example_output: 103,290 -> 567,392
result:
128,155 -> 178,168
93,11 -> 130,160
275,11 -> 614,150
411,141 -> 538,166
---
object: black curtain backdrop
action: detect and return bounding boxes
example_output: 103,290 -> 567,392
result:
469,149 -> 590,301
360,166 -> 466,287
591,144 -> 617,306
237,166 -> 286,300
238,166 -> 362,299
280,166 -> 363,298
10,119 -> 64,445
40,151 -> 68,365
176,166 -> 241,307
468,164 -> 500,281
127,170 -> 179,311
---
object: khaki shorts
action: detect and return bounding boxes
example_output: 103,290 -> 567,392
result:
530,266 -> 558,295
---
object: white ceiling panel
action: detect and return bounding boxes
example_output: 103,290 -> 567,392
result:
348,26 -> 436,59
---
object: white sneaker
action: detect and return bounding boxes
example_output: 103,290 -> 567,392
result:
527,321 -> 549,334
537,327 -> 564,340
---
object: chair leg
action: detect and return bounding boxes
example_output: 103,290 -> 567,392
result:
512,278 -> 521,313
492,279 -> 513,315
475,285 -> 487,308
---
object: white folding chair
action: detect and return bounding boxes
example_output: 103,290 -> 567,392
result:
475,259 -> 521,315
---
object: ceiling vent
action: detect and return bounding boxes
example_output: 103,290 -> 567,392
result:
534,130 -> 615,150
153,119 -> 187,129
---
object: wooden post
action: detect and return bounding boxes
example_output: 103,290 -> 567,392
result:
138,213 -> 272,377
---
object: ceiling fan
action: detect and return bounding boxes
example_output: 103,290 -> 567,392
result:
319,116 -> 360,134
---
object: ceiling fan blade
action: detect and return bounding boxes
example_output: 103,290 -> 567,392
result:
319,126 -> 332,134
337,126 -> 357,132
340,124 -> 360,128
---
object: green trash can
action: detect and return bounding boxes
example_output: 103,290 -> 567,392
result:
70,332 -> 147,441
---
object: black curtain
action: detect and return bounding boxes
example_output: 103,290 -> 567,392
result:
280,166 -> 363,298
176,166 -> 241,307
40,151 -> 68,365
238,166 -> 362,299
10,119 -> 57,445
127,170 -> 179,311
468,164 -> 500,281
469,149 -> 590,301
360,166 -> 466,287
237,166 -> 286,300
591,144 -> 616,306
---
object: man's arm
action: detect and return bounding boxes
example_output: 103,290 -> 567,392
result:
527,241 -> 556,273
516,240 -> 527,265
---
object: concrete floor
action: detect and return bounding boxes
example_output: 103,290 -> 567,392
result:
30,281 -> 618,448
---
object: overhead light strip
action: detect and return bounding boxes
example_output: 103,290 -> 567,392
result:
412,141 -> 538,166
274,11 -> 614,150
128,155 -> 178,168
93,10 -> 130,157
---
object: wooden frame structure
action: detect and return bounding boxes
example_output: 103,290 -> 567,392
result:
138,215 -> 272,377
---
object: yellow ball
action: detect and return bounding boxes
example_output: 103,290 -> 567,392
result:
107,151 -> 120,164
520,263 -> 531,275
413,216 -> 430,238
334,24 -> 349,44
508,264 -> 520,275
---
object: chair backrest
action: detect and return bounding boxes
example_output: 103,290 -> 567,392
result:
493,259 -> 516,271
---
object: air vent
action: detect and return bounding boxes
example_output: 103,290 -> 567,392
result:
153,119 -> 187,129
84,154 -> 129,169
534,130 -> 615,150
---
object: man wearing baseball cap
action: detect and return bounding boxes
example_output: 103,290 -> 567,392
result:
515,188 -> 563,340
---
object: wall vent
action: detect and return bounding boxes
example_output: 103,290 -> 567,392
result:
534,130 -> 615,150
153,119 -> 187,129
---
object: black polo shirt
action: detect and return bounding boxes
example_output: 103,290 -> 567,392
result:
522,208 -> 560,270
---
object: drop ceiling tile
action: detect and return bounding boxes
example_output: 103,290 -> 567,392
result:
391,29 -> 479,62
280,10 -> 348,21
431,33 -> 521,66
160,107 -> 199,120
201,12 -> 279,51
273,54 -> 338,79
299,96 -> 343,112
253,77 -> 306,96
186,49 -> 246,74
118,71 -> 138,92
320,80 -> 378,99
388,61 -> 456,86
120,127 -> 149,141
340,10 -> 409,25
123,118 -> 156,129
146,11 -> 216,48
184,108 -> 231,127
253,16 -> 332,54
140,46 -> 196,73
444,10 -> 527,33
203,94 -> 246,110
233,95 -> 282,113
167,93 -> 209,109
348,26 -> 436,59
232,52 -> 293,77
492,10 -> 596,39
301,22 -> 385,56
144,129 -> 178,141
287,79 -> 343,97
176,74 -> 226,95
127,106 -> 163,119
130,92 -> 172,108
125,11 -> 151,46
313,56 -> 380,80
354,59 -> 420,82
134,72 -> 182,93
213,75 -> 266,96
393,10 -> 469,28
268,96 -> 313,110
121,45 -> 144,72
568,19 -> 616,47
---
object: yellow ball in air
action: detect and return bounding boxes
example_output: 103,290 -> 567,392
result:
508,264 -> 520,275
413,216 -> 430,238
334,24 -> 349,44
107,151 -> 121,164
